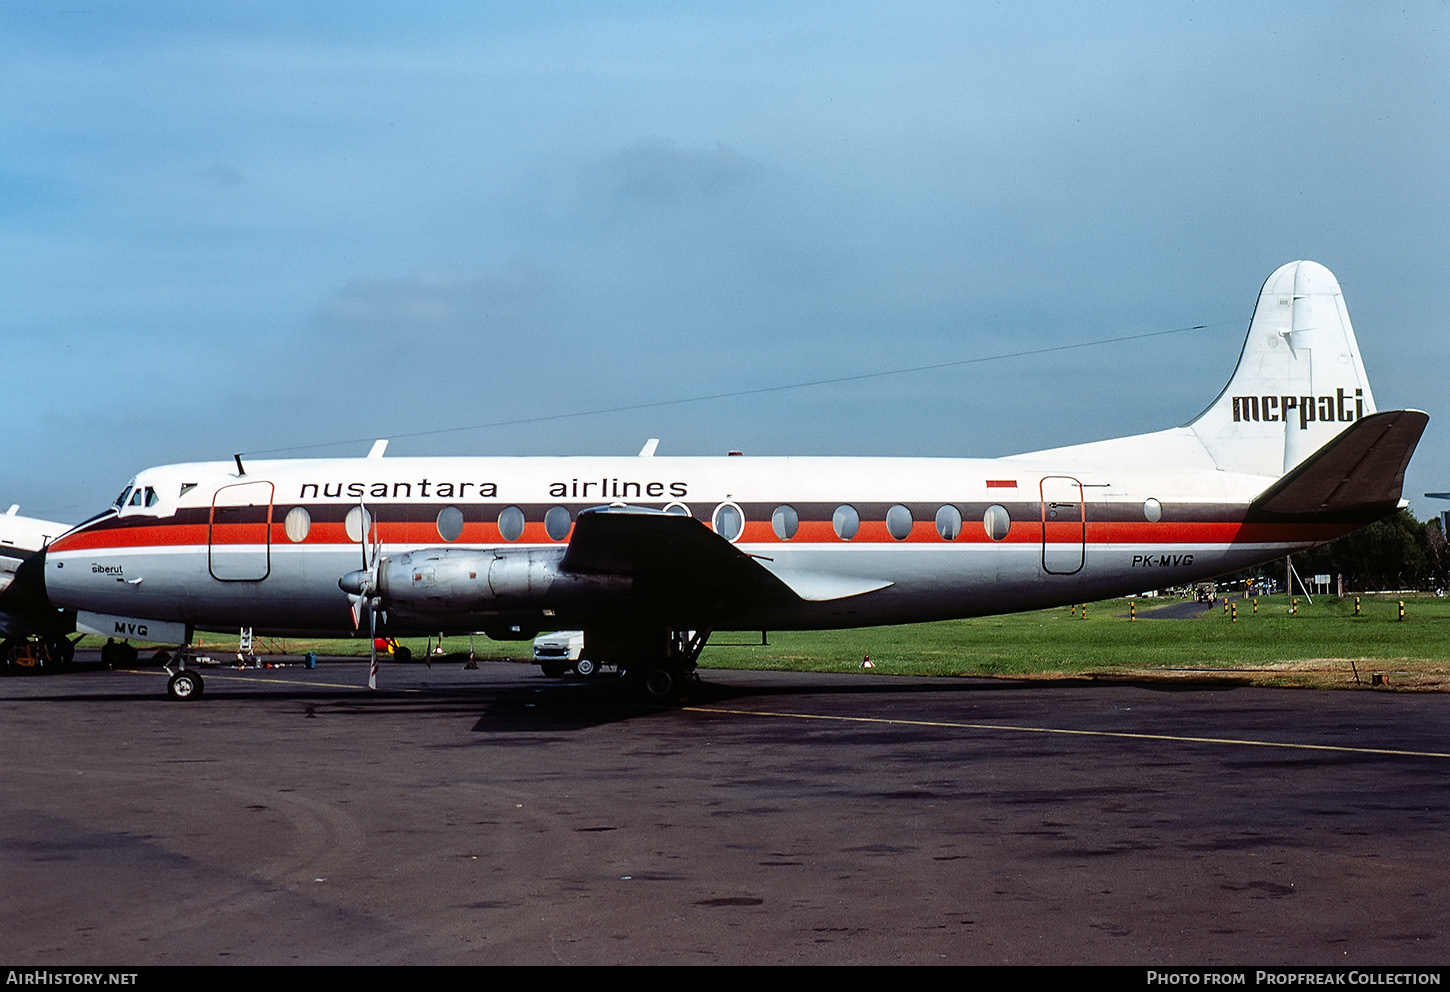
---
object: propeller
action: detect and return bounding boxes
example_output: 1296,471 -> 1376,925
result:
338,504 -> 384,690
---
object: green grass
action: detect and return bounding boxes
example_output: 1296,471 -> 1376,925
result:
100,592 -> 1450,691
707,593 -> 1450,690
703,594 -> 1450,676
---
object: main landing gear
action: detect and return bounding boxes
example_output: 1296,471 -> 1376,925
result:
619,628 -> 711,704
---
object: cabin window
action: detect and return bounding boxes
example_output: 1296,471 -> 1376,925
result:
664,502 -> 691,517
983,504 -> 1011,541
1143,498 -> 1162,523
771,504 -> 799,540
886,504 -> 913,540
713,502 -> 744,542
283,507 -> 311,543
344,506 -> 373,543
436,506 -> 464,542
498,505 -> 525,542
833,504 -> 860,541
935,504 -> 962,540
545,505 -> 572,541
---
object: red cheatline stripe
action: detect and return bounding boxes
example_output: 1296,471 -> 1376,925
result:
47,517 -> 1361,551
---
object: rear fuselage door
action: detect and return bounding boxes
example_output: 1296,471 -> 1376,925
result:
210,481 -> 274,581
1040,476 -> 1085,575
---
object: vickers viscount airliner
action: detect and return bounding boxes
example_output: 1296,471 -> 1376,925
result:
29,261 -> 1426,700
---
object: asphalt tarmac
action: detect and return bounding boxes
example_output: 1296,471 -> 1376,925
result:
1,655 -> 1447,966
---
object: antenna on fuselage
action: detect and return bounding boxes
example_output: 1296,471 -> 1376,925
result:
234,454 -> 246,476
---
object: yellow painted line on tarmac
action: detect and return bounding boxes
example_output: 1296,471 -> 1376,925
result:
117,667 -> 421,692
686,706 -> 1450,760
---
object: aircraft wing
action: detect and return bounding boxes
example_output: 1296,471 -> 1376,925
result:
1248,409 -> 1429,519
559,505 -> 891,608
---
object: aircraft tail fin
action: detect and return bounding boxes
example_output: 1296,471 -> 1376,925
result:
1189,261 -> 1378,477
1247,409 -> 1427,519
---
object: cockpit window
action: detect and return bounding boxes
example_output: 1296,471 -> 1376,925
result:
117,482 -> 159,513
113,481 -> 136,509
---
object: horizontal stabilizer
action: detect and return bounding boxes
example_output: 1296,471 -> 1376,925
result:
1248,410 -> 1428,518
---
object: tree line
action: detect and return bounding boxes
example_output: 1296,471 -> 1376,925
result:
1287,509 -> 1449,592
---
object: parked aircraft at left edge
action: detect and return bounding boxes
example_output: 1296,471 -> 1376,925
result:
0,505 -> 72,663
14,261 -> 1429,702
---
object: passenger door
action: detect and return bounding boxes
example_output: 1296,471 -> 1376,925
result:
209,481 -> 274,581
1039,476 -> 1085,575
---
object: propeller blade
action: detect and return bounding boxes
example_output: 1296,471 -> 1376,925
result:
367,604 -> 378,690
343,501 -> 383,687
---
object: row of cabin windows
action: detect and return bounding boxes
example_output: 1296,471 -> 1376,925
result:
768,503 -> 979,542
277,502 -> 1029,545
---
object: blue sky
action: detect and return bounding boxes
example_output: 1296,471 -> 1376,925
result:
3,1 -> 1447,521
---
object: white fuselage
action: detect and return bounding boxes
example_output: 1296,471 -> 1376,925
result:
40,449 -> 1337,639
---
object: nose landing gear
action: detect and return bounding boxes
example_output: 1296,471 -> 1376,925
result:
167,668 -> 204,700
163,646 -> 204,700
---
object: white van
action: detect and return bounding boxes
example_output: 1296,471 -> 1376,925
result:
531,630 -> 603,677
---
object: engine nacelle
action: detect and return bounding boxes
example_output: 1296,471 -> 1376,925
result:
378,547 -> 631,617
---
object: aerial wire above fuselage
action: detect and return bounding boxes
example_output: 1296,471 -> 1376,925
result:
242,319 -> 1222,458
